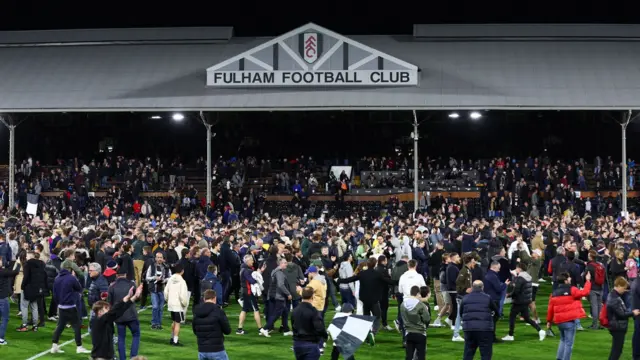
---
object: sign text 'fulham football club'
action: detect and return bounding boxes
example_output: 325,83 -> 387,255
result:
206,23 -> 419,88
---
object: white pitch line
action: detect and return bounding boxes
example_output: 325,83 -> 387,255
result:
25,307 -> 148,360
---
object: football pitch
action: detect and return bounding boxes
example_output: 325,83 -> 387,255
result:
0,283 -> 631,360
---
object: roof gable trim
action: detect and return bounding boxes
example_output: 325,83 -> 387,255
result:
207,23 -> 418,72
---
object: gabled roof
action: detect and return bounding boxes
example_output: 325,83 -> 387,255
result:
206,22 -> 418,73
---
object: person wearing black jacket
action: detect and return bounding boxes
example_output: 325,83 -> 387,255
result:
178,248 -> 199,311
192,289 -> 231,359
504,262 -> 544,341
19,252 -> 47,331
109,268 -> 141,360
375,255 -> 393,330
338,257 -> 395,333
91,285 -> 142,360
446,253 -> 461,328
607,277 -> 640,360
261,246 -> 280,321
117,245 -> 135,282
218,239 -> 237,305
139,246 -> 154,309
292,287 -> 327,360
0,259 -> 19,345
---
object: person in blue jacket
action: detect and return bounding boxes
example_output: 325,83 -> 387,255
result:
201,264 -> 224,305
483,261 -> 510,341
460,280 -> 499,360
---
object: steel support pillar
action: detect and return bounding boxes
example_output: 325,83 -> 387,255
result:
412,110 -> 419,214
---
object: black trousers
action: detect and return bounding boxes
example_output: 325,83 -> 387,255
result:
508,303 -> 540,336
37,296 -> 46,325
405,333 -> 426,360
48,297 -> 58,318
448,294 -> 458,322
362,302 -> 381,333
492,300 -> 500,340
609,330 -> 627,360
463,331 -> 493,360
52,308 -> 82,346
379,295 -> 389,327
331,345 -> 355,360
140,281 -> 149,307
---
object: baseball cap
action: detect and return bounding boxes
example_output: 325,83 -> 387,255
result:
305,265 -> 319,275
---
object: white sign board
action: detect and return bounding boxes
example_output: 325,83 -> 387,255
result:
206,23 -> 420,89
207,70 -> 418,87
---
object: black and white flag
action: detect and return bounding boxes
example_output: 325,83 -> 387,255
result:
327,315 -> 375,359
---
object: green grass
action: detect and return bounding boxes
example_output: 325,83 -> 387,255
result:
0,282 -> 633,360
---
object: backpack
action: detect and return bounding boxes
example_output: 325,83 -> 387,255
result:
599,304 -> 609,328
589,261 -> 606,286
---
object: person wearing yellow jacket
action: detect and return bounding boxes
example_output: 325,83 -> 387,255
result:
164,264 -> 189,346
303,266 -> 327,315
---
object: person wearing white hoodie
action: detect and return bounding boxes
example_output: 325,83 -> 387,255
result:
398,260 -> 427,299
164,264 -> 189,346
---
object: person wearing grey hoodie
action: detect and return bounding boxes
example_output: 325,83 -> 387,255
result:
262,259 -> 292,336
400,285 -> 430,360
338,253 -> 356,308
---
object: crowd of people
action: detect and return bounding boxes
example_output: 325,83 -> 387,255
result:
0,154 -> 639,360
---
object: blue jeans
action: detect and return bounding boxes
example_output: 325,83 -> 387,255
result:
556,320 -> 577,360
199,351 -> 229,360
0,298 -> 9,340
453,297 -> 462,337
117,320 -> 141,360
293,341 -> 321,360
339,288 -> 356,308
151,292 -> 165,326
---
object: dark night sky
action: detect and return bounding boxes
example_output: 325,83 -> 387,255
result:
2,0 -> 640,35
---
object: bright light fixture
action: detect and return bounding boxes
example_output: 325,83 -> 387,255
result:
448,112 -> 460,119
469,111 -> 482,120
150,115 -> 162,120
172,113 -> 185,121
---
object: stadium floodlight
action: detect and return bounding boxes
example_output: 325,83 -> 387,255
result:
150,115 -> 162,120
469,111 -> 482,120
448,112 -> 460,119
172,113 -> 185,121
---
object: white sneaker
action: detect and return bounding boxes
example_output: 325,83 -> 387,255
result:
76,346 -> 91,354
538,278 -> 546,283
445,318 -> 453,327
538,329 -> 546,341
283,331 -> 293,336
238,299 -> 244,307
452,335 -> 465,342
51,344 -> 64,353
0,339 -> 7,346
434,305 -> 440,311
259,328 -> 271,337
450,326 -> 456,331
48,317 -> 57,321
384,325 -> 394,331
432,319 -> 442,327
502,335 -> 514,341
335,306 -> 341,312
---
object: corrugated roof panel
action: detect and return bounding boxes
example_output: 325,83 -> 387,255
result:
2,30 -> 640,110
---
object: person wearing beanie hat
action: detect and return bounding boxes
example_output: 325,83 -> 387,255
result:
104,261 -> 118,285
108,265 -> 140,360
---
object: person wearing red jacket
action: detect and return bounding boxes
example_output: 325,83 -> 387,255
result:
546,271 -> 592,360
